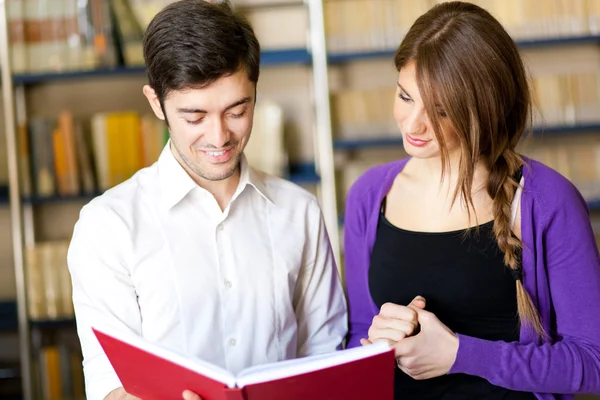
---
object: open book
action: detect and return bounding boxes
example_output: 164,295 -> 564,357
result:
92,326 -> 395,400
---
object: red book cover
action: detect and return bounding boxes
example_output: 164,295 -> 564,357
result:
92,327 -> 395,400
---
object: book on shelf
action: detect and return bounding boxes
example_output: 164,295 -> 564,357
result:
20,102 -> 290,200
32,329 -> 85,400
20,110 -> 168,199
323,0 -> 600,54
25,241 -> 74,321
330,71 -> 600,141
93,326 -> 396,400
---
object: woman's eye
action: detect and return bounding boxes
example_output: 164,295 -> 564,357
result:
398,93 -> 411,103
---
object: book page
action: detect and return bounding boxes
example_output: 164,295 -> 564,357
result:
93,326 -> 238,388
235,342 -> 391,388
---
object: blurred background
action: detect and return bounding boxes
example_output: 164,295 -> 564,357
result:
1,0 -> 600,398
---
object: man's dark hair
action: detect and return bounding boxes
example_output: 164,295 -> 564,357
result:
143,0 -> 261,103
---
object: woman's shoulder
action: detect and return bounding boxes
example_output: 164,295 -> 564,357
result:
522,156 -> 588,214
347,159 -> 409,206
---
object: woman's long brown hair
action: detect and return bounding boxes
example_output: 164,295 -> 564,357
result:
394,1 -> 544,336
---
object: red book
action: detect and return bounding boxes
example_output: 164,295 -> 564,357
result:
92,326 -> 395,400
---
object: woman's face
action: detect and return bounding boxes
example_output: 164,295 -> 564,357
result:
394,61 -> 460,159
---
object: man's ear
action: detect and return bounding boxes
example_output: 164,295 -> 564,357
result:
143,85 -> 166,121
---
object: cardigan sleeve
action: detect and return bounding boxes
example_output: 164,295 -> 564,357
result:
344,183 -> 376,349
449,175 -> 600,393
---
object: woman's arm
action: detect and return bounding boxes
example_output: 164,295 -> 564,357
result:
449,180 -> 600,393
344,184 -> 376,348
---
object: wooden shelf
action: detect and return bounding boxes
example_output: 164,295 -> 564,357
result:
29,317 -> 76,329
327,34 -> 600,64
0,186 -> 8,205
12,49 -> 312,86
333,123 -> 600,150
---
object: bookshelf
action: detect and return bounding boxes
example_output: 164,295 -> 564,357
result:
10,48 -> 313,86
1,1 -> 600,399
0,1 -> 337,399
332,123 -> 600,150
327,34 -> 600,64
324,0 -> 600,233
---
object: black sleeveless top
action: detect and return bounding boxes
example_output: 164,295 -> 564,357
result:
369,200 -> 535,399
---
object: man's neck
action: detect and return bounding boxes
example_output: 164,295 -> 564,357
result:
200,169 -> 240,211
170,144 -> 241,211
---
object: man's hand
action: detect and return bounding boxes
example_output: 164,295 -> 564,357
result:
104,387 -> 140,400
360,296 -> 426,347
182,390 -> 203,400
105,387 -> 203,400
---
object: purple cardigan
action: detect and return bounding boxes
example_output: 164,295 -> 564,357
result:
344,157 -> 600,399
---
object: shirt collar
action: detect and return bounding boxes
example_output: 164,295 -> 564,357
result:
157,142 -> 198,209
158,141 -> 273,209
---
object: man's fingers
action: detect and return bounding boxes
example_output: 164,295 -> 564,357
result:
360,338 -> 372,346
182,390 -> 202,400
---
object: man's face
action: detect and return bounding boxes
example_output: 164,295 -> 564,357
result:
146,69 -> 255,183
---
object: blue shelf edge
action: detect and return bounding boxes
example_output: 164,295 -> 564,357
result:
0,301 -> 77,331
22,192 -> 102,205
288,162 -> 320,184
30,318 -> 76,329
333,123 -> 600,150
20,164 -> 320,205
0,185 -> 8,205
328,34 -> 600,63
12,49 -> 311,85
0,301 -> 17,332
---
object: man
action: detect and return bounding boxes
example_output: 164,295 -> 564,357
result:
67,1 -> 347,399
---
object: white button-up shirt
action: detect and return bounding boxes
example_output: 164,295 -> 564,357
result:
67,144 -> 348,400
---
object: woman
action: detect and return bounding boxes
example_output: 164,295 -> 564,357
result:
344,2 -> 600,399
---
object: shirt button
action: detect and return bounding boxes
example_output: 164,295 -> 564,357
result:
229,338 -> 236,346
217,225 -> 224,232
224,280 -> 232,289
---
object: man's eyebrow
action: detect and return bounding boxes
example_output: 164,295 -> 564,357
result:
175,97 -> 252,114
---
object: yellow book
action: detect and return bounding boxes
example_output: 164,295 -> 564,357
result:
52,127 -> 69,196
119,112 -> 143,181
40,346 -> 63,400
106,113 -> 125,187
57,111 -> 80,195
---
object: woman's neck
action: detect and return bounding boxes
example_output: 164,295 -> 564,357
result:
408,153 -> 489,199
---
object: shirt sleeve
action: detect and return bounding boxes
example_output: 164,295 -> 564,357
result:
449,179 -> 600,393
343,184 -> 373,349
67,202 -> 142,400
293,199 -> 348,357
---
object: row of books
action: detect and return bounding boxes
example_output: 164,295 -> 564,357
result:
15,100 -> 287,199
6,0 -> 175,74
523,139 -> 600,201
31,328 -> 85,400
6,0 -> 311,75
330,71 -> 600,139
532,72 -> 600,126
25,241 -> 73,320
323,0 -> 600,54
330,87 -> 398,139
19,110 -> 167,199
